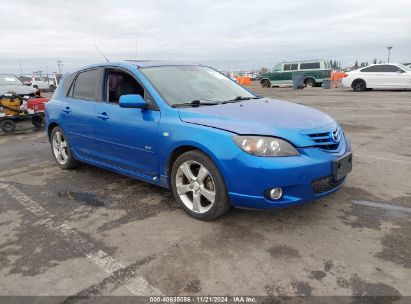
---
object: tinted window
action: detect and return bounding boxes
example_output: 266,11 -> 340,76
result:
300,62 -> 320,70
63,73 -> 77,96
106,71 -> 144,103
361,65 -> 404,73
72,69 -> 99,100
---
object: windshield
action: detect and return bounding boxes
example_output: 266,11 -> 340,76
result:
139,66 -> 255,106
0,74 -> 23,85
398,63 -> 411,71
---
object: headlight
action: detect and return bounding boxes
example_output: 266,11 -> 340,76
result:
233,136 -> 299,156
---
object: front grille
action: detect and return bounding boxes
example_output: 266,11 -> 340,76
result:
306,128 -> 342,151
311,176 -> 345,194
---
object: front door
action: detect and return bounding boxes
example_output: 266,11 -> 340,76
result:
93,69 -> 161,178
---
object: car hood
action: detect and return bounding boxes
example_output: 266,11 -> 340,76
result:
0,84 -> 34,96
178,98 -> 338,147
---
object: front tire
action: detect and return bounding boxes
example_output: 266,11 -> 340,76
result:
50,126 -> 80,169
31,115 -> 44,128
261,80 -> 271,88
171,150 -> 231,221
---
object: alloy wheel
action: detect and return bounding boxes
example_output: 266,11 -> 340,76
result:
175,160 -> 216,214
52,131 -> 69,165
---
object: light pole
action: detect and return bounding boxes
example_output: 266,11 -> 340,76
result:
387,46 -> 393,63
57,60 -> 64,74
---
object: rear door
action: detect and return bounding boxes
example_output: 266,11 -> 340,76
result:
92,68 -> 161,177
61,68 -> 101,159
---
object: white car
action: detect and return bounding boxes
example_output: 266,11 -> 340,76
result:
31,76 -> 56,91
342,63 -> 411,91
0,74 -> 35,96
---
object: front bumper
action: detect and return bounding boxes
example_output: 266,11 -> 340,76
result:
224,136 -> 351,209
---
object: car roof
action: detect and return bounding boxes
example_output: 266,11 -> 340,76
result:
365,63 -> 400,66
277,59 -> 327,64
76,60 -> 201,72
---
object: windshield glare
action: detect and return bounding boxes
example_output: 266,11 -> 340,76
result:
140,66 -> 255,105
0,75 -> 23,85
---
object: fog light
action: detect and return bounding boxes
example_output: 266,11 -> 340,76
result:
269,188 -> 283,200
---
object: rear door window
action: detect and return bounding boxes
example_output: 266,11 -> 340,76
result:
300,62 -> 321,70
71,69 -> 100,100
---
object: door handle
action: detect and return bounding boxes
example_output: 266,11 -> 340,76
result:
97,112 -> 110,120
62,106 -> 71,114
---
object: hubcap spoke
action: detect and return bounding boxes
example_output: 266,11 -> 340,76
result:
176,183 -> 191,195
55,132 -> 62,144
61,141 -> 67,148
200,187 -> 215,203
61,149 -> 68,161
57,151 -> 63,162
192,192 -> 201,212
180,162 -> 195,181
196,166 -> 209,183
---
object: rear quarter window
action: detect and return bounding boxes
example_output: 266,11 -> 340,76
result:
63,73 -> 77,96
300,62 -> 321,70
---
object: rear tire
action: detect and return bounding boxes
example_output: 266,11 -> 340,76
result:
171,150 -> 231,221
31,115 -> 44,128
352,79 -> 366,92
50,126 -> 80,170
304,78 -> 316,88
0,119 -> 16,133
261,80 -> 271,88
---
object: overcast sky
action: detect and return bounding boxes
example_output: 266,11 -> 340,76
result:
1,0 -> 410,74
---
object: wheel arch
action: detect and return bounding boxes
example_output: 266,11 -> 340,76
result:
304,76 -> 317,83
47,122 -> 59,140
260,77 -> 271,84
165,143 -> 229,189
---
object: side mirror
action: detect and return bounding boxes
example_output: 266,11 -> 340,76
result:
119,94 -> 147,108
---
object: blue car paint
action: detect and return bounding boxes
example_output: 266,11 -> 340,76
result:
46,61 -> 351,209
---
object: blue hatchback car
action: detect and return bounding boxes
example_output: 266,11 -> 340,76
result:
45,61 -> 352,220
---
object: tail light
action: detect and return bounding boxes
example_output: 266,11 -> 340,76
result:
343,73 -> 349,78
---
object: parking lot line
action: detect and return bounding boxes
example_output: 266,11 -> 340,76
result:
356,154 -> 411,165
0,182 -> 160,296
353,200 -> 411,213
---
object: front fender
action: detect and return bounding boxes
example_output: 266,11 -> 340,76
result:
157,119 -> 239,190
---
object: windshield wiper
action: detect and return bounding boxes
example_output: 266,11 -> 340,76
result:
222,96 -> 262,104
172,99 -> 219,108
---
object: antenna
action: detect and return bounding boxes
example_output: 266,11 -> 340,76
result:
94,45 -> 110,63
135,35 -> 138,60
